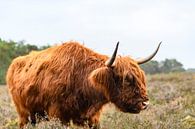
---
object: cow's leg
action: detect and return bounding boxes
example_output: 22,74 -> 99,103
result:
30,113 -> 36,125
48,104 -> 60,118
12,100 -> 29,128
88,110 -> 101,129
18,112 -> 29,128
85,103 -> 104,129
10,91 -> 30,128
47,104 -> 68,124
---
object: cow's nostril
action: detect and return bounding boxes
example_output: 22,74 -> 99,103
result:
142,101 -> 149,106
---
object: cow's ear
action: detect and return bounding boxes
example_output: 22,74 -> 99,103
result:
88,67 -> 113,86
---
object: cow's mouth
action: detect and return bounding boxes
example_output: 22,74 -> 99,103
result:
127,107 -> 141,114
126,100 -> 149,114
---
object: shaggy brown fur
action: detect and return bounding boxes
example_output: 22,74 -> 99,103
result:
6,41 -> 148,128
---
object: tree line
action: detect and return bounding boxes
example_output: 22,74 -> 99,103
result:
140,59 -> 185,74
0,39 -> 186,84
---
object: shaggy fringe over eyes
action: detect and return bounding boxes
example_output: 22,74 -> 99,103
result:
114,56 -> 146,91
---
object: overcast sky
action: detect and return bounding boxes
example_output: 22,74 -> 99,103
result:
0,0 -> 194,68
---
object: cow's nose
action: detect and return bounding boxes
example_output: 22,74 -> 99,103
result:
142,101 -> 149,106
142,101 -> 149,109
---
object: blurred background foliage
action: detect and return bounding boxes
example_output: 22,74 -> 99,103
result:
0,38 -> 194,84
140,59 -> 185,74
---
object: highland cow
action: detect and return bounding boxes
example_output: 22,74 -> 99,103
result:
6,41 -> 161,128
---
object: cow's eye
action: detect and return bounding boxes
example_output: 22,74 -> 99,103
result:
134,89 -> 140,95
124,74 -> 135,86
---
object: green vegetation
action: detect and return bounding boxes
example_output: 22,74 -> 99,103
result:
0,72 -> 194,129
141,59 -> 185,74
187,68 -> 195,73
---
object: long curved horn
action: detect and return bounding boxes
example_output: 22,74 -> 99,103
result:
105,42 -> 119,67
137,42 -> 162,65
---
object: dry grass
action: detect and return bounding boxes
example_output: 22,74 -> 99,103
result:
0,72 -> 195,129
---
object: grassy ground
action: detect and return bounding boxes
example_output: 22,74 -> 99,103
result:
0,72 -> 195,129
